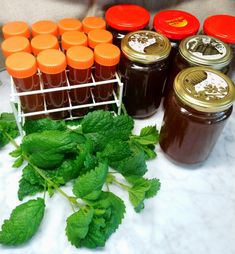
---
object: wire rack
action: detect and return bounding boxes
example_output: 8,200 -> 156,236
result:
10,70 -> 124,136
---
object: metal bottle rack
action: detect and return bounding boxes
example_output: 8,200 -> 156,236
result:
10,70 -> 124,136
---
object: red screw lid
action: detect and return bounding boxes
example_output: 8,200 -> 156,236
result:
203,15 -> 235,44
105,4 -> 150,31
153,10 -> 200,40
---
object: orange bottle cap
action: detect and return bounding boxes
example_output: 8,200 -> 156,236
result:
58,18 -> 82,35
32,20 -> 58,37
94,43 -> 120,66
6,52 -> 37,78
31,34 -> 59,55
1,36 -> 31,58
88,29 -> 113,49
82,17 -> 106,34
37,49 -> 66,74
61,31 -> 87,50
67,46 -> 94,70
2,21 -> 30,39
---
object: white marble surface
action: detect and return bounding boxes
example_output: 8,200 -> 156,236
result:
0,69 -> 235,254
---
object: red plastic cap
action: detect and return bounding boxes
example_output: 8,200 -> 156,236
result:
153,10 -> 200,40
203,15 -> 235,44
105,4 -> 150,31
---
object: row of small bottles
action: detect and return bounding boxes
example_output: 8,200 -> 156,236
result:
1,4 -> 235,165
1,19 -> 120,120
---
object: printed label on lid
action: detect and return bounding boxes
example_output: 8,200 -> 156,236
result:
186,37 -> 226,60
128,32 -> 164,54
184,70 -> 228,101
166,16 -> 188,27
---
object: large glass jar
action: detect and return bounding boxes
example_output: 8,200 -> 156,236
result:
164,35 -> 233,104
105,4 -> 150,48
119,30 -> 171,118
159,67 -> 234,164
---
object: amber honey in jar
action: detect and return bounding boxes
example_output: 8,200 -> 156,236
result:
105,4 -> 150,48
66,46 -> 94,116
37,49 -> 69,119
5,52 -> 44,119
159,66 -> 234,164
119,30 -> 171,118
164,35 -> 233,104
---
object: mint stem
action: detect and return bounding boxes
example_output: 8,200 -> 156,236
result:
2,130 -> 81,210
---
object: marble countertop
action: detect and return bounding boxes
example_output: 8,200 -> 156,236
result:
0,69 -> 235,254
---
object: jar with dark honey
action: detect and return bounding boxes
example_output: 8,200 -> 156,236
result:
105,4 -> 150,48
119,30 -> 171,118
164,35 -> 233,104
159,67 -> 234,165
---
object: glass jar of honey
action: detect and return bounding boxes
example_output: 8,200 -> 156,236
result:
119,30 -> 171,118
159,66 -> 234,164
164,35 -> 233,104
105,4 -> 150,48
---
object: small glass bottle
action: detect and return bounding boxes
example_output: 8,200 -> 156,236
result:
105,4 -> 150,48
61,31 -> 87,52
159,67 -> 234,164
88,29 -> 113,49
58,18 -> 82,36
203,14 -> 235,77
82,17 -> 106,34
32,20 -> 58,37
66,46 -> 94,116
37,49 -> 69,119
164,34 -> 233,105
1,36 -> 31,58
5,52 -> 44,119
93,43 -> 120,102
119,30 -> 171,118
31,34 -> 59,56
2,21 -> 30,39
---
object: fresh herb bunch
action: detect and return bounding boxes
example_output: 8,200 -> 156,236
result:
0,110 -> 161,249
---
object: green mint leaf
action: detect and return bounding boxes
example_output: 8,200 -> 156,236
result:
81,110 -> 113,134
21,130 -> 85,169
73,163 -> 108,201
0,113 -> 19,148
98,140 -> 132,162
145,179 -> 161,198
12,156 -> 24,168
18,178 -> 44,201
0,198 -> 45,245
131,141 -> 157,160
23,117 -> 67,135
69,192 -> 125,249
111,144 -> 147,176
126,176 -> 161,213
131,126 -> 159,145
66,206 -> 94,248
9,147 -> 22,158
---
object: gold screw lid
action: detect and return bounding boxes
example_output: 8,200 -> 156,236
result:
179,35 -> 233,69
121,30 -> 171,64
174,66 -> 235,113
